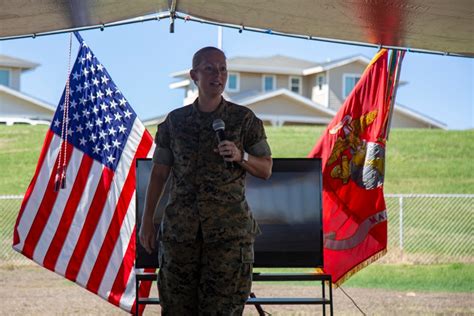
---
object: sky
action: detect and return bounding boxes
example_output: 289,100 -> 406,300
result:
0,18 -> 473,130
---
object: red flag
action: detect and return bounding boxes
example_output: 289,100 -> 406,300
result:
309,49 -> 391,285
12,33 -> 154,314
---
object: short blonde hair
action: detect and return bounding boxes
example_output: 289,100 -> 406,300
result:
192,47 -> 226,69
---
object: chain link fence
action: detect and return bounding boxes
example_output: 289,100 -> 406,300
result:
384,194 -> 473,264
1,194 -> 473,266
0,195 -> 28,266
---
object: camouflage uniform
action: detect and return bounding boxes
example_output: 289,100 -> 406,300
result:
152,97 -> 271,315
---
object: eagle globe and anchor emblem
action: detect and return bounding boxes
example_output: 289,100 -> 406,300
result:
323,109 -> 388,251
327,110 -> 385,190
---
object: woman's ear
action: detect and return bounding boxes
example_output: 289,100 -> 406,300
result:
190,69 -> 197,82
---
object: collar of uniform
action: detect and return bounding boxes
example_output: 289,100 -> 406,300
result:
192,97 -> 227,119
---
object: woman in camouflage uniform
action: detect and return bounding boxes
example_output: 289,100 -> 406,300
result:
139,46 -> 272,315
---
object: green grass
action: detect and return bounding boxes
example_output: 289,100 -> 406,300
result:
343,263 -> 474,292
254,263 -> 473,292
0,125 -> 49,195
265,126 -> 474,193
384,129 -> 474,193
135,125 -> 474,194
259,125 -> 474,193
1,125 -> 473,292
265,125 -> 325,158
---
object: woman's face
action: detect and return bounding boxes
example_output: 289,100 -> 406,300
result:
190,50 -> 228,98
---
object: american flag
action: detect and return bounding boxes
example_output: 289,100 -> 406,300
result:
12,32 -> 155,314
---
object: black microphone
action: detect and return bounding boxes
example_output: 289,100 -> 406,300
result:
212,119 -> 233,168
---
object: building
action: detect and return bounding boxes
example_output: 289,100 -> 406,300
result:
0,54 -> 55,125
146,54 -> 446,129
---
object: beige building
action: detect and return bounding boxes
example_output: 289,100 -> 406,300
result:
147,54 -> 445,129
0,54 -> 55,125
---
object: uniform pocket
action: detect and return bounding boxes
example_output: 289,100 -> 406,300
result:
240,243 -> 254,277
232,243 -> 254,303
241,244 -> 254,263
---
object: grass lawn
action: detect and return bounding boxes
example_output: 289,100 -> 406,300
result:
254,263 -> 473,293
263,126 -> 474,193
343,263 -> 474,292
383,129 -> 474,193
1,125 -> 472,293
5,125 -> 471,195
0,125 -> 49,195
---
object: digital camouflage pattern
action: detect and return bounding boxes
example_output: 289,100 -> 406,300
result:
153,98 -> 271,243
152,97 -> 270,314
158,236 -> 254,315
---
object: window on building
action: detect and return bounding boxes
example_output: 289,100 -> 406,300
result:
289,76 -> 302,94
343,74 -> 361,98
0,69 -> 10,86
263,75 -> 276,92
316,75 -> 325,90
226,72 -> 239,92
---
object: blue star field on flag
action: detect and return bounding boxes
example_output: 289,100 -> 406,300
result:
51,33 -> 137,171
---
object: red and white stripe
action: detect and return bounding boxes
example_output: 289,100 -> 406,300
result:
13,119 -> 155,313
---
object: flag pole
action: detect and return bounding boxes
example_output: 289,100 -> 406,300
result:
381,50 -> 398,139
217,26 -> 223,49
73,31 -> 84,44
384,50 -> 405,140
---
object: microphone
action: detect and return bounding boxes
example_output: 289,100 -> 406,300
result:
212,119 -> 233,168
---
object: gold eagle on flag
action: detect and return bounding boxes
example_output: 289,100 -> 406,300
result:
326,110 -> 385,189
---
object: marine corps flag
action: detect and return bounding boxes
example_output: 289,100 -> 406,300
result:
309,49 -> 403,285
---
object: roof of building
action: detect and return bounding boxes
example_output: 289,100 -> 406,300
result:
170,54 -> 370,78
143,90 -> 336,127
0,54 -> 39,70
229,55 -> 319,72
303,55 -> 371,75
0,84 -> 56,112
143,98 -> 446,129
231,91 -> 446,128
394,103 -> 447,129
231,88 -> 337,117
143,114 -> 166,127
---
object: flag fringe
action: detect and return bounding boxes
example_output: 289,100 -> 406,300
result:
366,48 -> 386,69
333,248 -> 387,287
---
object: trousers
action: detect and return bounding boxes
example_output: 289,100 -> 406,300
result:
158,233 -> 254,315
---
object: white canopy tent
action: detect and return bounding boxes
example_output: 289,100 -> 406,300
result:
1,0 -> 473,57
